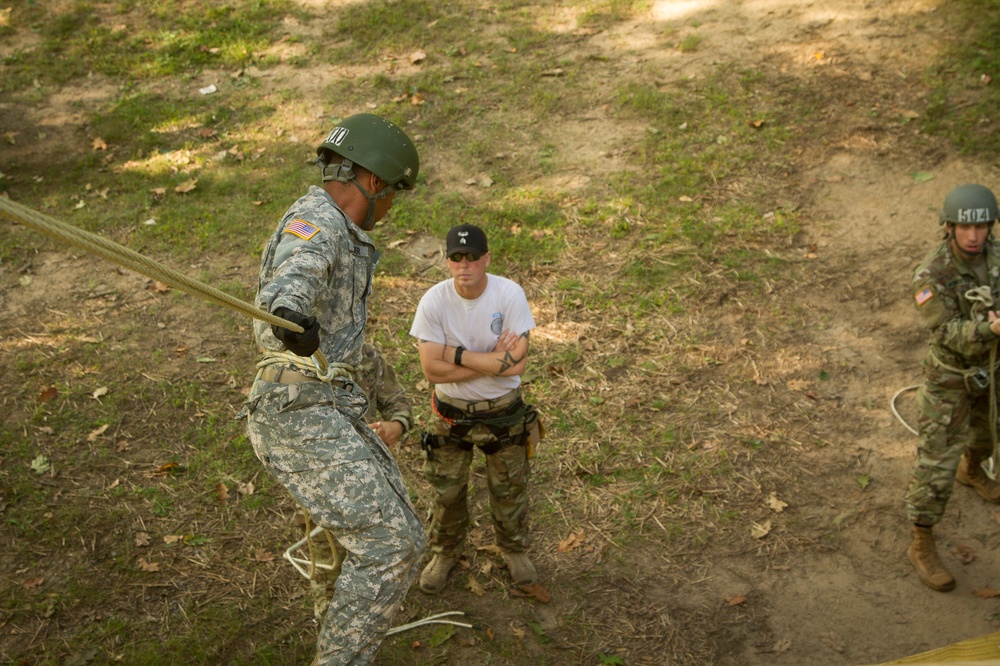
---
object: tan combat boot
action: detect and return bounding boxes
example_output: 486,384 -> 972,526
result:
419,554 -> 457,594
908,525 -> 955,592
501,550 -> 537,586
956,452 -> 1000,503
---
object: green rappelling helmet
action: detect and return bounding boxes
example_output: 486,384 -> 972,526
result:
316,113 -> 419,191
939,183 -> 1000,225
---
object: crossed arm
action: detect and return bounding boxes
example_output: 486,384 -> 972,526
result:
417,330 -> 530,384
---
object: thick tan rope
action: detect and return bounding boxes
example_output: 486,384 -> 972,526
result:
0,195 -> 303,333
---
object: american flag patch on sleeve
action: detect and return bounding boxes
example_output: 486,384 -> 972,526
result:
285,219 -> 320,240
915,286 -> 934,306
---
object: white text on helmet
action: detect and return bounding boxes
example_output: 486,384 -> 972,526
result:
958,208 -> 993,223
324,127 -> 349,146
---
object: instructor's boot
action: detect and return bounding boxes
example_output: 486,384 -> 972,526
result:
419,554 -> 457,594
501,550 -> 537,586
956,452 -> 1000,503
908,525 -> 956,592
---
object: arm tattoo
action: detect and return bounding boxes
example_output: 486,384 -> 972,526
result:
496,332 -> 529,373
496,350 -> 524,374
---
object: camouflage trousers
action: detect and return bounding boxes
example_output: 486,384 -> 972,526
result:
423,389 -> 531,556
244,378 -> 426,666
905,366 -> 996,526
292,514 -> 346,621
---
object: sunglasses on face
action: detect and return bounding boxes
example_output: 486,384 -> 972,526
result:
447,251 -> 483,263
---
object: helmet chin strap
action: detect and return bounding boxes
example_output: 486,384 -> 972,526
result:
318,158 -> 394,231
349,179 -> 394,231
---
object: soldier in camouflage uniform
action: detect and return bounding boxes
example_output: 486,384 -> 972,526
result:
906,183 -> 1000,592
241,114 -> 426,665
305,342 -> 413,620
409,224 -> 542,594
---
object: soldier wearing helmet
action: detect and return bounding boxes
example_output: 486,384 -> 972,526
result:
906,183 -> 1000,593
241,114 -> 425,665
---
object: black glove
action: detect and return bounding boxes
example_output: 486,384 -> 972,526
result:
271,306 -> 321,357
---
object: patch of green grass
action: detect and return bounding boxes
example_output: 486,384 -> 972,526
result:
2,0 -> 294,92
330,0 -> 457,59
578,0 -> 647,28
678,33 -> 703,53
922,0 -> 1000,152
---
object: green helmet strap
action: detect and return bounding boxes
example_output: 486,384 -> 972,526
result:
350,179 -> 394,231
319,157 -> 355,184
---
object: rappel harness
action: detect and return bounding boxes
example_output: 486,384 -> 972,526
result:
423,392 -> 540,459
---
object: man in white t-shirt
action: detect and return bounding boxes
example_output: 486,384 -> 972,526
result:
409,223 -> 542,594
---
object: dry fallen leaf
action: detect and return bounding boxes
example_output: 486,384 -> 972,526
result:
92,386 -> 109,399
215,482 -> 230,505
468,575 -> 486,597
973,586 -> 1000,598
149,281 -> 171,293
38,386 -> 58,402
557,530 -> 586,553
86,424 -> 110,442
511,624 -> 526,640
767,492 -> 788,513
751,520 -> 772,539
511,582 -> 551,603
254,548 -> 275,562
409,49 -> 427,64
148,462 -> 181,477
726,594 -> 748,606
134,532 -> 150,547
174,179 -> 198,194
138,558 -> 160,572
92,137 -> 107,151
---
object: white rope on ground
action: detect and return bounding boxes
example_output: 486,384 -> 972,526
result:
284,524 -> 472,636
386,611 -> 473,635
890,385 -> 921,436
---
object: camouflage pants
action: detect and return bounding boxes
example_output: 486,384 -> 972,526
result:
296,517 -> 346,621
905,368 -> 996,526
244,378 -> 426,666
423,391 -> 531,556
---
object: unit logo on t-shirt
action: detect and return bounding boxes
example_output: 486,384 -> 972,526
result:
491,312 -> 504,335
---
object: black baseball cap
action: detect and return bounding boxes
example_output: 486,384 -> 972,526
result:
446,224 -> 489,255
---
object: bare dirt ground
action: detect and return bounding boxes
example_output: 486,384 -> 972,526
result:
4,0 -> 1000,665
